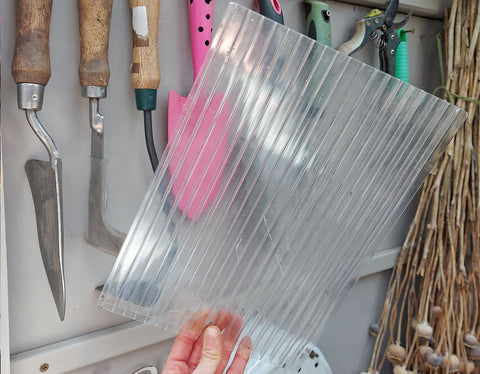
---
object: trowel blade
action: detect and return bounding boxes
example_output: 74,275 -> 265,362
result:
25,158 -> 66,321
86,151 -> 126,255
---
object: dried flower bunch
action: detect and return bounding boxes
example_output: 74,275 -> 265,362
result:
364,0 -> 480,373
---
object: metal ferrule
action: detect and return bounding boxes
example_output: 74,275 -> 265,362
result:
17,83 -> 44,111
81,85 -> 107,99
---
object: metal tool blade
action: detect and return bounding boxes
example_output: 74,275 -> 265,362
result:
22,101 -> 66,321
85,97 -> 125,255
25,158 -> 65,320
87,156 -> 126,254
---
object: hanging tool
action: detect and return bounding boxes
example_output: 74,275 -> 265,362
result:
129,0 -> 161,171
337,0 -> 412,75
168,0 -> 222,220
255,0 -> 284,24
166,0 -> 285,221
304,0 -> 331,47
12,0 -> 66,320
78,0 -> 126,255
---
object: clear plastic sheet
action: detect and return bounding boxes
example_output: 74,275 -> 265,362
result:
99,3 -> 467,369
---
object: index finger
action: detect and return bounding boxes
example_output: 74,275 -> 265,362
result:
166,310 -> 210,363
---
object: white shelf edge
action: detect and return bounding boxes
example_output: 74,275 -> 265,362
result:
360,246 -> 401,277
334,0 -> 451,19
10,321 -> 176,374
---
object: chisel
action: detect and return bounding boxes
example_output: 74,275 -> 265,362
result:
129,0 -> 161,171
12,0 -> 66,320
78,0 -> 126,255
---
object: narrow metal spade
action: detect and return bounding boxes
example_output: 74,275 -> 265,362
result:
12,0 -> 66,320
78,0 -> 126,255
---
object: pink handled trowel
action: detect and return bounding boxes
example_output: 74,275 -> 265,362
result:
168,0 -> 230,220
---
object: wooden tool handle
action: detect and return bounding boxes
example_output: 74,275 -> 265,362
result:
129,0 -> 161,89
12,0 -> 53,86
78,0 -> 113,87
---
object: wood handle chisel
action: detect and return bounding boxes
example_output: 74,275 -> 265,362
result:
78,0 -> 125,255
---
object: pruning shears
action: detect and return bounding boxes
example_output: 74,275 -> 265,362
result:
337,0 -> 412,76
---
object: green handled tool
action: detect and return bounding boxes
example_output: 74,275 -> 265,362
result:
304,0 -> 331,47
337,0 -> 412,76
129,0 -> 161,171
395,29 -> 409,83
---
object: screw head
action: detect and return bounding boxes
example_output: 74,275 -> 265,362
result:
40,363 -> 49,372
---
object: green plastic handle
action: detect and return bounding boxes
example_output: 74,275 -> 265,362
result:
304,0 -> 331,47
395,29 -> 409,83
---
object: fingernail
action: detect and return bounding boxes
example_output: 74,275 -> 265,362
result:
238,336 -> 253,359
202,326 -> 222,364
204,326 -> 221,347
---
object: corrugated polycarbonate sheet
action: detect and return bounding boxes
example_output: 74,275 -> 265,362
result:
99,3 -> 466,369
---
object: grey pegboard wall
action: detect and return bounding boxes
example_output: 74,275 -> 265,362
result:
0,1 -> 448,373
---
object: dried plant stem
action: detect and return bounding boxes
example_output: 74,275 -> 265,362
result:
366,0 -> 480,372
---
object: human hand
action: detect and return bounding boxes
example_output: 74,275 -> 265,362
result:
161,310 -> 252,374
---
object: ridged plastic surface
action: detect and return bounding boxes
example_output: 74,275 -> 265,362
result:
99,3 -> 466,369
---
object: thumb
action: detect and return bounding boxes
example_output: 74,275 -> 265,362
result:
193,326 -> 223,374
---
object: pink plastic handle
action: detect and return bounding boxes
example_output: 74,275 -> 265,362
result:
188,0 -> 215,81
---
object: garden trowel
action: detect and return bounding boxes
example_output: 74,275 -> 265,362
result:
12,0 -> 66,320
168,0 -> 230,220
78,0 -> 125,255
